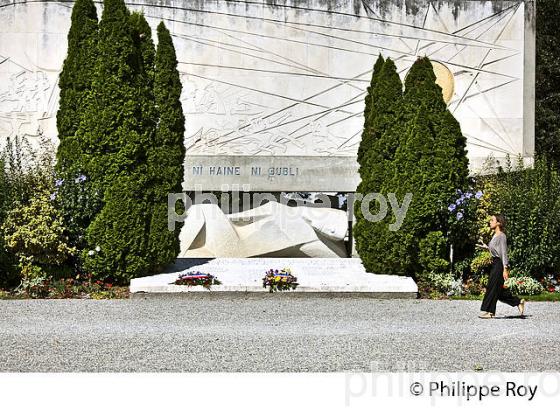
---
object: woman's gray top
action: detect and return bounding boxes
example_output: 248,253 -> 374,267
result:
488,232 -> 509,267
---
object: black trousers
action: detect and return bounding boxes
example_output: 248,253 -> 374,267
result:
480,257 -> 521,314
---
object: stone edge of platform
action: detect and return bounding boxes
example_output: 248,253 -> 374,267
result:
130,290 -> 419,299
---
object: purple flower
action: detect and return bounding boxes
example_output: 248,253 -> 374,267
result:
55,178 -> 64,188
455,197 -> 464,205
49,192 -> 57,201
456,212 -> 464,220
75,174 -> 87,183
465,192 -> 473,199
475,191 -> 483,199
448,204 -> 456,212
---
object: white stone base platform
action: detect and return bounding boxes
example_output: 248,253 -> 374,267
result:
130,258 -> 418,298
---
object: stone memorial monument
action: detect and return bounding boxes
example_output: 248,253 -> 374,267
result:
0,0 -> 535,294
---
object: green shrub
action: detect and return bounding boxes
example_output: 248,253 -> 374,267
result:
504,276 -> 544,295
417,269 -> 453,295
1,135 -> 59,287
65,1 -> 155,282
536,0 -> 560,168
2,185 -> 75,283
415,231 -> 454,295
419,231 -> 449,274
475,156 -> 560,279
470,251 -> 493,276
354,56 -> 405,274
55,0 -> 99,252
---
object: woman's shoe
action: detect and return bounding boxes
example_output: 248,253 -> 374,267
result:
478,311 -> 495,319
518,299 -> 526,316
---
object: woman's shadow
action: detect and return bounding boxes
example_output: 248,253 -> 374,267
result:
493,314 -> 532,319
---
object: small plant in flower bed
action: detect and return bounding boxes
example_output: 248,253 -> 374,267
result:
173,271 -> 222,289
262,268 -> 299,293
504,276 -> 544,296
539,273 -> 560,293
462,277 -> 488,296
2,272 -> 128,299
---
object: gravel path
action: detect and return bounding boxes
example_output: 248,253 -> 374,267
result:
0,295 -> 558,372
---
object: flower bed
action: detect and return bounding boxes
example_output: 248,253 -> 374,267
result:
0,273 -> 128,299
504,276 -> 544,295
262,268 -> 299,293
173,271 -> 221,289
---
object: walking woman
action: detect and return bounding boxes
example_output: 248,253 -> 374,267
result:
478,214 -> 526,319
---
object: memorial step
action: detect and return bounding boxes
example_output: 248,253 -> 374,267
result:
130,258 -> 418,298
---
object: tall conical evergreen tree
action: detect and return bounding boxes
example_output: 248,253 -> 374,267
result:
129,11 -> 157,132
354,56 -> 469,276
79,0 -> 154,281
54,0 -> 186,282
379,107 -> 436,275
365,58 -> 404,172
147,22 -> 186,271
128,11 -> 157,172
357,55 -> 384,165
354,57 -> 404,273
56,0 -> 98,149
54,0 -> 98,250
403,57 -> 445,112
77,0 -> 147,186
388,57 -> 468,275
404,57 -> 468,185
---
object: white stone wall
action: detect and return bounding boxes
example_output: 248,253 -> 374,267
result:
0,0 -> 535,177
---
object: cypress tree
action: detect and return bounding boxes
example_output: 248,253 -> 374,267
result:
354,57 -> 404,273
355,57 -> 469,276
54,0 -> 98,250
389,57 -> 468,275
77,0 -> 146,187
146,22 -> 186,271
129,11 -> 157,132
366,58 -> 404,173
382,107 -> 436,275
357,55 -> 384,165
56,0 -> 98,149
404,57 -> 468,179
79,0 -> 154,281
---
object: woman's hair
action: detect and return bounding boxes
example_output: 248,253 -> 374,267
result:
494,213 -> 506,232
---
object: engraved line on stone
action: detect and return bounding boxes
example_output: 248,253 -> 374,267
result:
182,72 -> 355,114
209,68 -> 373,143
214,99 -> 365,147
452,3 -> 521,114
4,1 -> 520,51
178,62 -> 370,83
214,0 -> 514,48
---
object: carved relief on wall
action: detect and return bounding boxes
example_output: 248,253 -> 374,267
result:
0,68 -> 55,143
0,1 -> 531,165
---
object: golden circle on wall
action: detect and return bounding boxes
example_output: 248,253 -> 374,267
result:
430,60 -> 455,104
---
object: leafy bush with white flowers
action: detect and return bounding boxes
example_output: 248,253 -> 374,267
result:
1,145 -> 75,283
504,276 -> 544,295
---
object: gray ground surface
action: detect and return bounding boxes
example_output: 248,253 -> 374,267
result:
0,295 -> 558,372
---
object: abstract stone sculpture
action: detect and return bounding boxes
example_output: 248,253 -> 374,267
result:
179,201 -> 348,258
